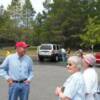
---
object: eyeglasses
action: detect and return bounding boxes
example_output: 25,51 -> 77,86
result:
67,63 -> 72,66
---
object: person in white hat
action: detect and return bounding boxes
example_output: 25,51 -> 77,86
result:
83,54 -> 98,100
55,56 -> 85,100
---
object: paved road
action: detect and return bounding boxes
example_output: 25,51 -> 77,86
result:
0,61 -> 100,100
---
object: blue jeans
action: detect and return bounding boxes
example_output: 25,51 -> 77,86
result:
62,53 -> 67,62
9,83 -> 30,100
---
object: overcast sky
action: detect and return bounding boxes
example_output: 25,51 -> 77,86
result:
0,0 -> 45,13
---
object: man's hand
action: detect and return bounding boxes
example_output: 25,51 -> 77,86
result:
24,80 -> 30,84
7,79 -> 13,86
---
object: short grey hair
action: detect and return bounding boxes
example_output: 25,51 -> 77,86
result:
68,56 -> 83,69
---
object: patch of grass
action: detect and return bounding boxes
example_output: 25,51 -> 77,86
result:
0,46 -> 37,57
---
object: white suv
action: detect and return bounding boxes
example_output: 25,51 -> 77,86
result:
37,44 -> 61,62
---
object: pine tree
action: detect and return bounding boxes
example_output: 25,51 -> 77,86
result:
22,0 -> 35,29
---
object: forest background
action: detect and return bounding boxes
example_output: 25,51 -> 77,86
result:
0,0 -> 100,50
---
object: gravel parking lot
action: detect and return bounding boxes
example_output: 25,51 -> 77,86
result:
0,61 -> 100,100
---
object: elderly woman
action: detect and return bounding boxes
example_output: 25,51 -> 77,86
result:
83,54 -> 98,100
55,56 -> 85,100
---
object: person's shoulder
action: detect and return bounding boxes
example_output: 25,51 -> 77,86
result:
3,53 -> 15,61
85,68 -> 95,73
6,53 -> 15,58
84,68 -> 97,78
89,68 -> 97,75
72,72 -> 83,81
74,73 -> 85,86
25,55 -> 32,60
25,54 -> 30,58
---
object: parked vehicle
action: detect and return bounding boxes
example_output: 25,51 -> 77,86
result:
95,52 -> 100,66
37,43 -> 62,62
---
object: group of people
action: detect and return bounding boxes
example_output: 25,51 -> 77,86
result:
0,41 -> 99,100
55,53 -> 98,100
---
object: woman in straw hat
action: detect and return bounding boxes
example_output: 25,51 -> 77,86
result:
83,54 -> 98,100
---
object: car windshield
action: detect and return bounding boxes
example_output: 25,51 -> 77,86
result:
40,45 -> 52,50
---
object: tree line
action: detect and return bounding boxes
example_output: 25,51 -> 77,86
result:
0,0 -> 100,49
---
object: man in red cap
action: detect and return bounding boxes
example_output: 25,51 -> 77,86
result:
0,41 -> 34,100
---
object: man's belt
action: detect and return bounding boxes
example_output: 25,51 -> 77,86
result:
13,79 -> 27,83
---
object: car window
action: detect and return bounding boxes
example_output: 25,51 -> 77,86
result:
40,45 -> 52,50
53,45 -> 57,50
57,45 -> 60,50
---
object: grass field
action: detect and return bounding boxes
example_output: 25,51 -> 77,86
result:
0,46 -> 37,57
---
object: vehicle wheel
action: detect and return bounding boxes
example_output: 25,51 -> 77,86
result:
38,56 -> 44,62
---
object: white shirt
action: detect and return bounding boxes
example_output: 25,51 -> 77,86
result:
62,72 -> 85,100
83,68 -> 98,94
61,48 -> 66,53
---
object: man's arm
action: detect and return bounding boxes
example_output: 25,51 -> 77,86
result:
27,58 -> 34,81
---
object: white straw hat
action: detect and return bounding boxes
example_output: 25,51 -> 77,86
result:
83,54 -> 96,65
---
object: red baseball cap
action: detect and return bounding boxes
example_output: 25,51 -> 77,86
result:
16,41 -> 29,48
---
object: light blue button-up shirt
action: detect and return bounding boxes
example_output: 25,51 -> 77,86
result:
0,53 -> 34,81
62,72 -> 85,100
